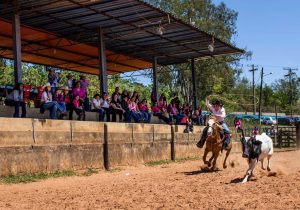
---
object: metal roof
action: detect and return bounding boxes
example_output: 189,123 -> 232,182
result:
0,0 -> 244,75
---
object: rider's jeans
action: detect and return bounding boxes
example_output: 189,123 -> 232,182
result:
221,121 -> 231,146
221,122 -> 230,134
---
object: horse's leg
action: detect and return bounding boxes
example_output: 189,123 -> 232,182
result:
203,148 -> 210,166
261,159 -> 266,170
242,159 -> 257,183
223,147 -> 231,169
209,154 -> 214,163
267,155 -> 272,171
212,149 -> 220,171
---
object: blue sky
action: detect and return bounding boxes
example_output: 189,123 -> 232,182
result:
212,0 -> 300,85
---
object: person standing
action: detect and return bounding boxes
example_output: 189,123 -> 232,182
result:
5,83 -> 26,118
80,75 -> 90,111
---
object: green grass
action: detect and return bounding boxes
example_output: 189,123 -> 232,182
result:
82,168 -> 98,176
0,170 -> 76,184
107,168 -> 122,173
145,156 -> 199,167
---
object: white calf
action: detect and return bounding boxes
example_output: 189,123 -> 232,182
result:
242,133 -> 273,183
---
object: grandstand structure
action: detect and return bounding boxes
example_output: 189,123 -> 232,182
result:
0,0 -> 243,105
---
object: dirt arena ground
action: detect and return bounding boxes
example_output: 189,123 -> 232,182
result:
0,149 -> 299,210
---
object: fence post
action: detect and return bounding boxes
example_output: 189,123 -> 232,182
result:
103,123 -> 109,170
171,125 -> 175,161
296,123 -> 300,148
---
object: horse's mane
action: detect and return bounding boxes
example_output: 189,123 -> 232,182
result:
209,115 -> 218,122
207,116 -> 222,139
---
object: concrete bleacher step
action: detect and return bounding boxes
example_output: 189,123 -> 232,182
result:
0,105 -> 163,123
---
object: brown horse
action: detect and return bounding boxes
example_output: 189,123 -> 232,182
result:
203,116 -> 232,170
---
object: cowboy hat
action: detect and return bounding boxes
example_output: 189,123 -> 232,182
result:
43,82 -> 51,88
58,86 -> 68,90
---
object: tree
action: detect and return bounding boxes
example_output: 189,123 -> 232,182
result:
146,0 -> 248,107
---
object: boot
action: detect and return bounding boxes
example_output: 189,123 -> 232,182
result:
223,134 -> 231,150
196,127 -> 208,148
240,136 -> 249,158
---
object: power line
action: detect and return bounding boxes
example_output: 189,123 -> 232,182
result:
283,67 -> 298,117
248,64 -> 258,115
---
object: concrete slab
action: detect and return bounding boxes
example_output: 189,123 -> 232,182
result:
133,124 -> 154,143
71,121 -> 104,144
106,122 -> 133,144
0,117 -> 34,146
33,119 -> 71,145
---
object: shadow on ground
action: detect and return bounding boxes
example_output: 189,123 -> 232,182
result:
183,168 -> 221,176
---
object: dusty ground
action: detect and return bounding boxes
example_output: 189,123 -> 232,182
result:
0,150 -> 300,210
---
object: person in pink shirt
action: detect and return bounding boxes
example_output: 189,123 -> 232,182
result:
234,117 -> 243,132
72,95 -> 85,121
151,101 -> 161,115
72,81 -> 86,100
152,101 -> 170,124
128,97 -> 142,122
139,99 -> 151,123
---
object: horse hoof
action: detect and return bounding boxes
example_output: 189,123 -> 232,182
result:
267,167 -> 271,172
261,167 -> 266,170
223,164 -> 227,169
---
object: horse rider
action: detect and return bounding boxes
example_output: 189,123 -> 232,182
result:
196,98 -> 231,150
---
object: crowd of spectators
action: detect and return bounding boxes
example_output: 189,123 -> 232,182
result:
4,69 -> 207,126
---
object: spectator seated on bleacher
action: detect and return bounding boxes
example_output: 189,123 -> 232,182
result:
168,100 -> 180,124
4,83 -> 26,118
121,95 -> 131,123
72,95 -> 85,121
53,87 -> 68,119
91,94 -> 105,122
100,92 -> 110,122
69,81 -> 86,120
139,99 -> 151,123
151,101 -> 170,124
110,93 -> 125,122
128,96 -> 142,123
191,110 -> 201,125
40,83 -> 65,119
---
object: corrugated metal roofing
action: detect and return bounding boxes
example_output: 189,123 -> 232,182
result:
0,0 -> 243,75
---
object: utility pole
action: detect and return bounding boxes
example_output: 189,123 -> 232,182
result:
248,64 -> 258,115
283,67 -> 298,117
258,67 -> 264,130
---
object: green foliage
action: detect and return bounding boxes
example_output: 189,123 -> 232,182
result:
145,156 -> 199,167
145,0 -> 248,107
0,170 -> 76,184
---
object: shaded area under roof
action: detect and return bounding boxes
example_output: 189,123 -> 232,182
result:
0,0 -> 244,75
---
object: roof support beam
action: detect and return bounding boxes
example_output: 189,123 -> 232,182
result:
191,58 -> 197,110
98,27 -> 108,94
152,57 -> 158,103
12,9 -> 22,84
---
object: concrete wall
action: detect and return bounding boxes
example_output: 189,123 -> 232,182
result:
0,117 -> 241,176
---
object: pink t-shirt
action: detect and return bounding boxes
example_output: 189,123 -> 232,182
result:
128,102 -> 137,111
152,105 -> 160,113
139,103 -> 148,112
72,88 -> 86,99
73,99 -> 80,108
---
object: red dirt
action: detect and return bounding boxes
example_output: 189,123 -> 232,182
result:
0,150 -> 300,210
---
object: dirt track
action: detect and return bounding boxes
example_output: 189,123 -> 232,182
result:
0,150 -> 300,210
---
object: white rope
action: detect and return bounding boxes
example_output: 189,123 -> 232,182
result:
207,94 -> 260,107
